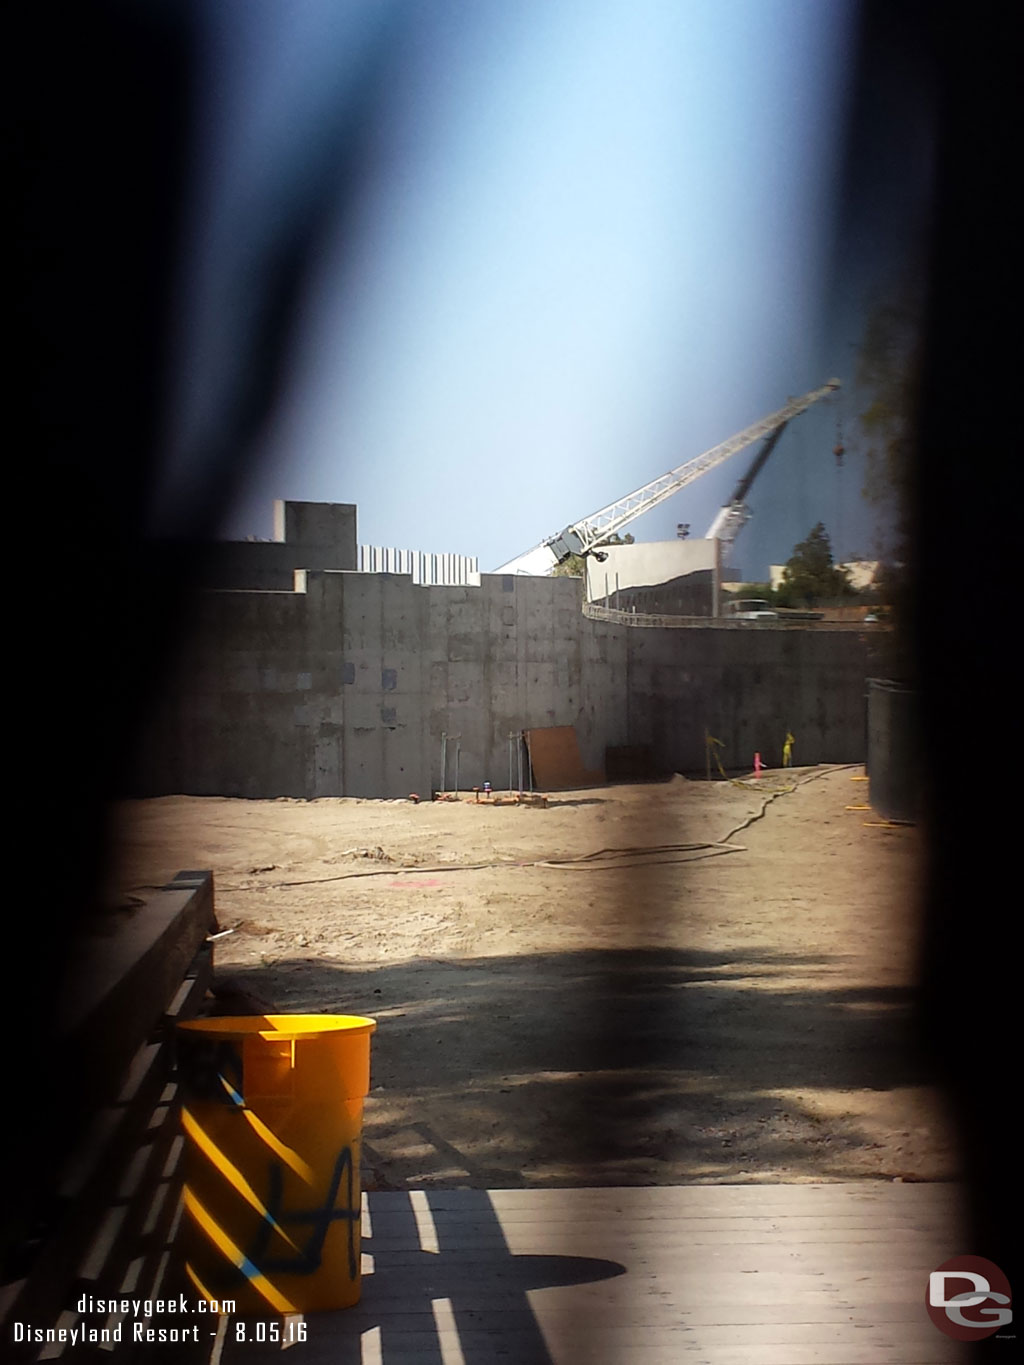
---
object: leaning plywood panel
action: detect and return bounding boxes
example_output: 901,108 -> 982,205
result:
524,726 -> 605,790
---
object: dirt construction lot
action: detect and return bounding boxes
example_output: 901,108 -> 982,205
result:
112,766 -> 958,1191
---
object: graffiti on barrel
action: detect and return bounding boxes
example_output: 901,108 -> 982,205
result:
248,1146 -> 360,1280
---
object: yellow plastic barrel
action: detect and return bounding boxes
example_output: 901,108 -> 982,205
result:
175,1014 -> 376,1314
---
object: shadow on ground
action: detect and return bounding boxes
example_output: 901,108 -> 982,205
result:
320,1188 -> 625,1365
222,947 -> 941,1189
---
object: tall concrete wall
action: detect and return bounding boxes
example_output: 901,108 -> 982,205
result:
621,625 -> 867,773
194,500 -> 358,591
274,500 -> 358,558
136,569 -> 870,799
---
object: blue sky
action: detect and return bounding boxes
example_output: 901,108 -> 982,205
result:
164,0 -> 921,580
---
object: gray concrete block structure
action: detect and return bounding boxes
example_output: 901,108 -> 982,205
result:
136,503 -> 873,799
197,500 -> 358,591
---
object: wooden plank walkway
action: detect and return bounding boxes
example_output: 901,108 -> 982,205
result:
212,1183 -> 969,1364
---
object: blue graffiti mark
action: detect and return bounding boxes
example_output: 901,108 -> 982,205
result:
217,1073 -> 246,1107
247,1146 -> 359,1281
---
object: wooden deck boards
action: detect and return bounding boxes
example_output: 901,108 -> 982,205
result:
214,1183 -> 971,1364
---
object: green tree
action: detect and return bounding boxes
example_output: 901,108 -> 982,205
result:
552,532 -> 634,578
776,523 -> 854,607
551,553 -> 586,578
727,581 -> 776,605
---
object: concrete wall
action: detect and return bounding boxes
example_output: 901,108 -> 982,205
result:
621,625 -> 868,773
585,540 -> 739,602
195,500 -> 358,591
275,500 -> 358,564
136,568 -> 870,799
591,569 -> 717,617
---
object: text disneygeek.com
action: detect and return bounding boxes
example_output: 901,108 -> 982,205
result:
11,1293 -> 261,1348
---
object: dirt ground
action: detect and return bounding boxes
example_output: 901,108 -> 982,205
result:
110,766 -> 959,1191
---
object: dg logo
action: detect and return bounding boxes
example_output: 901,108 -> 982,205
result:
927,1256 -> 1012,1340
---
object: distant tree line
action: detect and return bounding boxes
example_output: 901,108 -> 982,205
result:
775,523 -> 856,607
732,523 -> 872,609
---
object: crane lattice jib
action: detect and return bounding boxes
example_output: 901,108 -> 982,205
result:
558,379 -> 840,555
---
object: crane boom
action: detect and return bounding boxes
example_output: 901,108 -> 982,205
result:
495,378 -> 840,574
703,421 -> 790,545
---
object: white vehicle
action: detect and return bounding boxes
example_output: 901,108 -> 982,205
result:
724,598 -> 778,621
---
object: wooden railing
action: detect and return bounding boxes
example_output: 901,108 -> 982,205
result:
0,872 -> 216,1362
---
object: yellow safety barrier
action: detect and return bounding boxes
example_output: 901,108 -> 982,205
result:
176,1014 -> 376,1314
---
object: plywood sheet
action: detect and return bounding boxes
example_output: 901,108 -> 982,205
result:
524,726 -> 605,790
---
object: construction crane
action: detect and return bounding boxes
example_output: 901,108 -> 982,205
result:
703,421 -> 792,549
495,378 -> 840,575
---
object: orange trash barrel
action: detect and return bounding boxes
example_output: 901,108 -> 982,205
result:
175,1014 -> 376,1314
